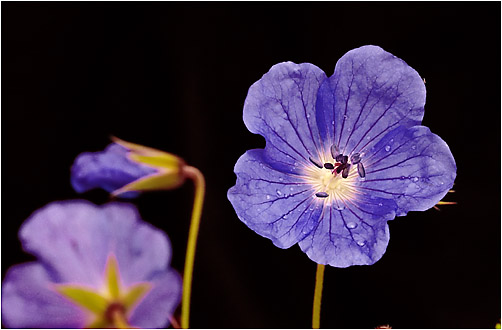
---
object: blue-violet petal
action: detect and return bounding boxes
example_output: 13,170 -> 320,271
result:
358,125 -> 457,215
228,149 -> 322,248
19,200 -> 171,287
243,62 -> 328,174
316,45 -> 426,156
2,262 -> 88,328
298,195 -> 397,267
129,270 -> 182,328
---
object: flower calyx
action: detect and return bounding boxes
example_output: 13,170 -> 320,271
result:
110,137 -> 188,197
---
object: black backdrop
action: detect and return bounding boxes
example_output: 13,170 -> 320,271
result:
2,2 -> 501,328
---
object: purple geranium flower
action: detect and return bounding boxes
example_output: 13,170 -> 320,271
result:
228,45 -> 456,267
71,143 -> 155,198
71,138 -> 186,198
2,200 -> 181,328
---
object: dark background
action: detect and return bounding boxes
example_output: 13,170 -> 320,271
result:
2,2 -> 501,328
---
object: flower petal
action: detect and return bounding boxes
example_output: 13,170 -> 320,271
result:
316,45 -> 426,156
2,262 -> 88,328
298,195 -> 397,267
228,149 -> 323,248
128,270 -> 182,329
19,200 -> 171,287
357,125 -> 456,215
71,143 -> 156,197
243,62 -> 328,173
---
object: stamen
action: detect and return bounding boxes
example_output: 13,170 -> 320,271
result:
330,145 -> 339,159
350,153 -> 361,164
309,157 -> 323,169
342,155 -> 348,164
335,154 -> 344,163
315,192 -> 329,198
342,164 -> 351,178
335,164 -> 345,174
324,163 -> 335,170
357,162 -> 365,178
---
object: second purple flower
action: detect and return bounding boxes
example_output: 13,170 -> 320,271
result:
2,200 -> 182,328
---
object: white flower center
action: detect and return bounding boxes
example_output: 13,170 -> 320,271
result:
302,148 -> 362,206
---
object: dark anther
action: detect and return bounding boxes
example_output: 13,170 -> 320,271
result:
335,163 -> 345,174
357,162 -> 366,178
342,155 -> 348,164
342,164 -> 351,178
324,162 -> 335,170
309,157 -> 323,169
315,192 -> 329,198
330,144 -> 339,159
351,153 -> 361,164
335,154 -> 344,163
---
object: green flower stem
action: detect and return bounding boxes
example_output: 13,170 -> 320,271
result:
312,263 -> 325,329
181,166 -> 205,329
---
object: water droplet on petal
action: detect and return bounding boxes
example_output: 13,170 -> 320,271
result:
378,203 -> 383,207
411,145 -> 416,150
385,145 -> 391,152
279,177 -> 284,182
276,190 -> 282,196
343,115 -> 348,119
412,177 -> 419,182
347,222 -> 357,229
366,136 -> 371,140
331,120 -> 335,125
290,187 -> 294,191
400,176 -> 406,180
347,127 -> 351,132
307,114 -> 311,118
266,195 -> 271,200
336,205 -> 345,211
357,240 -> 366,247
283,215 -> 288,219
